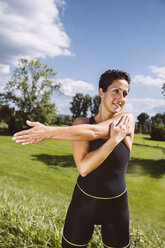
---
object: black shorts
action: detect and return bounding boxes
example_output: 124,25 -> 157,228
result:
62,184 -> 129,248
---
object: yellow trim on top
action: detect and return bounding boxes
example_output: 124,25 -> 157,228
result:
62,235 -> 88,247
103,242 -> 129,248
77,182 -> 127,200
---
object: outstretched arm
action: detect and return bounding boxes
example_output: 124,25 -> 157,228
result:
12,112 -> 134,145
72,115 -> 134,177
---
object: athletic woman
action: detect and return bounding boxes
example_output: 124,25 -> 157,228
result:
13,70 -> 135,248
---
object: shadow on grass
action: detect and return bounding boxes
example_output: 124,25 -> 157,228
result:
144,136 -> 162,142
133,142 -> 165,149
128,158 -> 165,178
32,154 -> 75,168
32,153 -> 165,178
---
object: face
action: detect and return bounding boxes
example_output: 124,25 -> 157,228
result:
99,79 -> 129,114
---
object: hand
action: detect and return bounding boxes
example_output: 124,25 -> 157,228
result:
12,120 -> 50,145
109,115 -> 132,143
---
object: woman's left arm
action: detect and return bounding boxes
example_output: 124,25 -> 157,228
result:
12,112 -> 135,145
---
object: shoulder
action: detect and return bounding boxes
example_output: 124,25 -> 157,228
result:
113,112 -> 135,121
121,112 -> 135,120
111,112 -> 135,128
120,112 -> 135,126
73,117 -> 90,125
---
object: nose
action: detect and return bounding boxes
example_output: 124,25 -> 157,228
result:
116,92 -> 124,101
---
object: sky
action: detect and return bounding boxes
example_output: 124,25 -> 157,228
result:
0,0 -> 165,119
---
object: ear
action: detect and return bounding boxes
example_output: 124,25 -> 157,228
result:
99,88 -> 104,98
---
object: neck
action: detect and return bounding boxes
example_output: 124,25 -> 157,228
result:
94,108 -> 118,124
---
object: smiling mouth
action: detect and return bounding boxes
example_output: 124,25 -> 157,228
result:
113,103 -> 121,107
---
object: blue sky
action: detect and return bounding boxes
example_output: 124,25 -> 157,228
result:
0,0 -> 165,119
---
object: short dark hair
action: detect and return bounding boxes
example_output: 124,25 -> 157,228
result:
99,69 -> 131,92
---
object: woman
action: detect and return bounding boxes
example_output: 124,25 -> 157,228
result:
13,70 -> 135,248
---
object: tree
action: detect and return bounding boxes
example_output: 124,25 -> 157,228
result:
56,116 -> 65,125
150,124 -> 165,141
90,95 -> 100,116
64,115 -> 73,125
150,113 -> 165,141
0,105 -> 14,123
137,112 -> 150,133
70,93 -> 92,118
151,113 -> 165,125
70,93 -> 101,119
82,94 -> 92,117
70,93 -> 84,119
2,58 -> 61,132
70,93 -> 92,119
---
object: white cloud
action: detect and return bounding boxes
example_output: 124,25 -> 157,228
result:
149,65 -> 165,79
125,98 -> 165,119
58,78 -> 95,96
0,64 -> 10,74
56,102 -> 70,115
132,74 -> 163,87
0,0 -> 72,70
132,65 -> 165,87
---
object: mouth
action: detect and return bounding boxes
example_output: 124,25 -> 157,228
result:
113,103 -> 122,108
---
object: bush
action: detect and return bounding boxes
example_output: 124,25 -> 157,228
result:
64,115 -> 73,126
0,121 -> 8,129
56,116 -> 65,125
7,113 -> 27,134
150,124 -> 165,141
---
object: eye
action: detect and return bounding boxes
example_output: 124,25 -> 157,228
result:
113,89 -> 119,93
123,92 -> 128,97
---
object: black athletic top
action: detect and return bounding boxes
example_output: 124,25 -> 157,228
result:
77,116 -> 130,198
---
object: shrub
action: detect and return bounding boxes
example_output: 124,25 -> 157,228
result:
150,124 -> 165,141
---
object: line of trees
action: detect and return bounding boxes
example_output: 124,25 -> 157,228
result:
136,112 -> 165,141
70,93 -> 100,119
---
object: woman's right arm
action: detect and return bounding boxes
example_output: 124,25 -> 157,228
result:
72,115 -> 131,177
12,112 -> 134,145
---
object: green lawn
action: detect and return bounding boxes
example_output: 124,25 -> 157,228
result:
0,133 -> 164,247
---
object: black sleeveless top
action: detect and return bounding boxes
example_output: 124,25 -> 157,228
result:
77,116 -> 130,198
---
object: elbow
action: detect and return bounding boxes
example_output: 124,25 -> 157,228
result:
78,164 -> 88,177
92,125 -> 109,140
91,125 -> 102,140
80,171 -> 87,177
79,169 -> 88,177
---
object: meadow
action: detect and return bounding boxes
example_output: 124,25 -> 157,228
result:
0,132 -> 164,248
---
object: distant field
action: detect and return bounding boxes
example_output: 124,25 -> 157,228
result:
0,133 -> 164,247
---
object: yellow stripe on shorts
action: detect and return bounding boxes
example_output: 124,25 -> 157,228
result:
103,242 -> 130,248
63,235 -> 88,247
77,182 -> 127,200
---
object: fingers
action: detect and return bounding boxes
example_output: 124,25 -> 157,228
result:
116,115 -> 128,126
12,135 -> 28,142
117,115 -> 132,135
22,140 -> 37,145
123,115 -> 129,126
114,115 -> 130,134
13,129 -> 32,137
12,135 -> 38,145
110,121 -> 115,130
12,134 -> 29,143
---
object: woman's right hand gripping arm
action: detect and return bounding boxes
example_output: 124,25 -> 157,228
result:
72,115 -> 131,177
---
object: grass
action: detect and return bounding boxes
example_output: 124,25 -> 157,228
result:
0,132 -> 165,247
